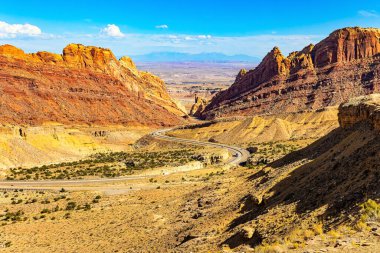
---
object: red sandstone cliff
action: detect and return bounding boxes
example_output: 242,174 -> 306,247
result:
201,27 -> 380,119
0,44 -> 186,126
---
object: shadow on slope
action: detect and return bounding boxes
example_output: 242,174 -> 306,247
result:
224,124 -> 380,248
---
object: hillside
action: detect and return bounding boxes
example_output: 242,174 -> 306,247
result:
1,95 -> 378,252
174,94 -> 380,252
169,107 -> 339,145
0,44 -> 185,126
201,27 -> 380,119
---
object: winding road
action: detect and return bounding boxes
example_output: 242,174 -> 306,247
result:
0,127 -> 250,189
152,128 -> 250,166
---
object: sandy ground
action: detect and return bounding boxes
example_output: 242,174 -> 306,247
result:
0,125 -> 153,170
1,163 -> 378,253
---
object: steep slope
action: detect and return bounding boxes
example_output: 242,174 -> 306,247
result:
0,44 -> 185,126
201,27 -> 380,119
175,95 -> 380,252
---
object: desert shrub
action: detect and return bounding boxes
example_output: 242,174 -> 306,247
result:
359,199 -> 380,222
6,149 -> 199,180
247,146 -> 258,154
66,202 -> 77,210
83,203 -> 91,211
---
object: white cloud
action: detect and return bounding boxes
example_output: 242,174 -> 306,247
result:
0,21 -> 42,38
184,36 -> 196,41
1,30 -> 322,59
100,24 -> 125,38
197,35 -> 212,39
184,35 -> 212,41
358,10 -> 379,18
155,24 -> 168,29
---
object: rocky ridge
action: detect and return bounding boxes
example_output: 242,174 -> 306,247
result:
201,27 -> 380,119
0,44 -> 185,126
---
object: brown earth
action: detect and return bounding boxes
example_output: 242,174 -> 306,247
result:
0,44 -> 186,127
1,96 -> 379,252
201,27 -> 380,119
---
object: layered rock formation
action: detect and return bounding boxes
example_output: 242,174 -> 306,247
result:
0,44 -> 186,126
201,27 -> 380,119
338,94 -> 380,130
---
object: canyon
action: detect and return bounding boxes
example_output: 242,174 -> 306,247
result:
0,27 -> 379,253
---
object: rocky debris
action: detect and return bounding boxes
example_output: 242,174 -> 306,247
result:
338,94 -> 380,130
93,130 -> 107,137
189,95 -> 208,117
223,227 -> 263,248
201,27 -> 380,119
0,44 -> 186,126
240,226 -> 255,239
240,193 -> 265,213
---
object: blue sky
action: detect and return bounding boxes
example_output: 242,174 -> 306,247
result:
0,0 -> 380,58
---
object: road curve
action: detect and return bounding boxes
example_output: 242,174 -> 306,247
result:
151,127 -> 250,166
0,127 -> 250,188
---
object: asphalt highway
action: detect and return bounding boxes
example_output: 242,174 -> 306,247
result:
0,127 -> 250,188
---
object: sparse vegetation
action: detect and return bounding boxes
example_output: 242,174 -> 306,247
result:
0,190 -> 101,226
245,141 -> 302,168
359,199 -> 380,222
6,149 -> 202,180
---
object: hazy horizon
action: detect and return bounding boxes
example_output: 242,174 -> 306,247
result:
1,0 -> 379,58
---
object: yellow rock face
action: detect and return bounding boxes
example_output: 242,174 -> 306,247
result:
0,125 -> 152,170
0,44 -> 26,58
35,51 -> 64,63
119,56 -> 139,76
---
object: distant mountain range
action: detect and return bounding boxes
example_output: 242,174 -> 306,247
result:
131,52 -> 260,63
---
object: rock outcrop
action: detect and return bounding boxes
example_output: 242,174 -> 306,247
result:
201,27 -> 380,119
338,94 -> 380,130
189,95 -> 208,117
0,44 -> 185,126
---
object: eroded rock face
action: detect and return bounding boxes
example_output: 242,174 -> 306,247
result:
312,27 -> 380,68
338,94 -> 380,130
62,44 -> 118,72
119,56 -> 139,76
201,27 -> 380,119
189,95 -> 208,117
0,44 -> 185,126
